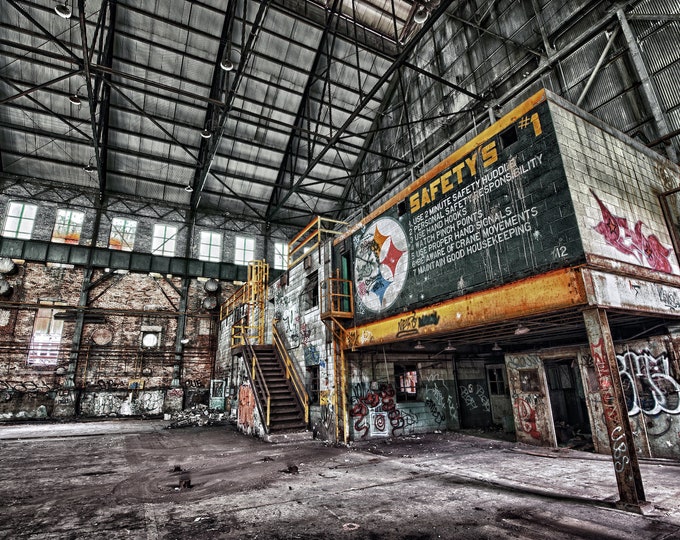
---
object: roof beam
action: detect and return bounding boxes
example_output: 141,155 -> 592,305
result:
77,0 -> 105,199
267,0 -> 458,221
6,0 -> 82,64
266,0 -> 344,221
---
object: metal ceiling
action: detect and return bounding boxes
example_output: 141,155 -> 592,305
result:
0,0 -> 438,232
1,0 -> 679,240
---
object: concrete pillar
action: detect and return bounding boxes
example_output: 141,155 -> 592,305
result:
582,308 -> 651,513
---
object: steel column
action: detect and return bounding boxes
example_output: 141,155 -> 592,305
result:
582,308 -> 650,513
617,8 -> 678,163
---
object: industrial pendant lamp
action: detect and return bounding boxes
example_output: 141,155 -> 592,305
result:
54,1 -> 72,18
413,4 -> 429,24
220,56 -> 234,72
200,128 -> 212,139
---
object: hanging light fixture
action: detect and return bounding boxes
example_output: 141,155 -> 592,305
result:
200,128 -> 212,139
184,185 -> 194,193
54,1 -> 72,19
444,341 -> 456,351
83,157 -> 96,173
492,342 -> 502,352
220,56 -> 234,72
413,4 -> 429,24
414,340 -> 425,350
68,93 -> 81,106
514,324 -> 530,335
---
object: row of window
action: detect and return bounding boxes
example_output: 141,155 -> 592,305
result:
2,202 -> 289,269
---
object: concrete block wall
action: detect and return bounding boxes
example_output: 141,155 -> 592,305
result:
551,98 -> 680,276
272,244 -> 334,438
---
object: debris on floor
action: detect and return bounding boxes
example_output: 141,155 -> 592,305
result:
165,404 -> 225,428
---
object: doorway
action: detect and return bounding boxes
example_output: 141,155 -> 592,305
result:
545,358 -> 592,449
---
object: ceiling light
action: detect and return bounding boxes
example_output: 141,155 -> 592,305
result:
444,341 -> 456,351
54,1 -> 72,19
68,94 -> 81,106
514,324 -> 530,335
220,58 -> 234,72
413,5 -> 429,24
414,340 -> 425,350
200,128 -> 212,139
492,342 -> 502,352
83,157 -> 96,173
184,185 -> 194,193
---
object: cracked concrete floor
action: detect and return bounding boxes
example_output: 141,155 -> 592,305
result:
1,420 -> 679,539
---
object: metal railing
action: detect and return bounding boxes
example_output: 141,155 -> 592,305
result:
321,274 -> 354,319
272,323 -> 309,424
241,336 -> 271,430
288,216 -> 347,268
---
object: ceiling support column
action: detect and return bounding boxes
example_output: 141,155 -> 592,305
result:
582,308 -> 651,514
617,8 -> 678,163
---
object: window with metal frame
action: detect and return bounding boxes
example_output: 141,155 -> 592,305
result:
27,303 -> 65,366
109,217 -> 137,251
234,235 -> 255,266
2,201 -> 37,239
199,230 -> 222,262
274,241 -> 288,270
52,209 -> 84,244
151,224 -> 178,257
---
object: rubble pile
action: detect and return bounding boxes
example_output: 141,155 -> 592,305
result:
166,404 -> 226,429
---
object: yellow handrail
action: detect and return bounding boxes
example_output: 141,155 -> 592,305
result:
243,336 -> 271,429
272,324 -> 309,424
288,216 -> 347,268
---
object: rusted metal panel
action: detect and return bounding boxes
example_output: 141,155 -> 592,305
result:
346,267 -> 587,349
582,308 -> 648,510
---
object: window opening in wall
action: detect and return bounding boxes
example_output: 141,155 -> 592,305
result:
307,365 -> 320,405
486,364 -> 509,396
395,364 -> 418,400
274,241 -> 288,270
151,224 -> 178,257
199,230 -> 222,262
499,125 -> 518,149
27,302 -> 65,366
302,271 -> 319,310
109,217 -> 137,251
2,201 -> 37,239
52,209 -> 84,244
234,236 -> 255,265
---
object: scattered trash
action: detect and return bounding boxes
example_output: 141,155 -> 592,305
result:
280,464 -> 299,474
261,456 -> 275,462
342,523 -> 360,531
166,404 -> 226,428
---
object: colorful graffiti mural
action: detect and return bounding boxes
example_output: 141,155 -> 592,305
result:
238,383 -> 256,433
350,383 -> 415,439
617,348 -> 680,417
591,190 -> 672,273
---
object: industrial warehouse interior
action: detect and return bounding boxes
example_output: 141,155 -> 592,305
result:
1,0 -> 680,538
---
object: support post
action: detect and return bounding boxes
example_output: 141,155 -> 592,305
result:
582,308 -> 651,513
617,8 -> 678,163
